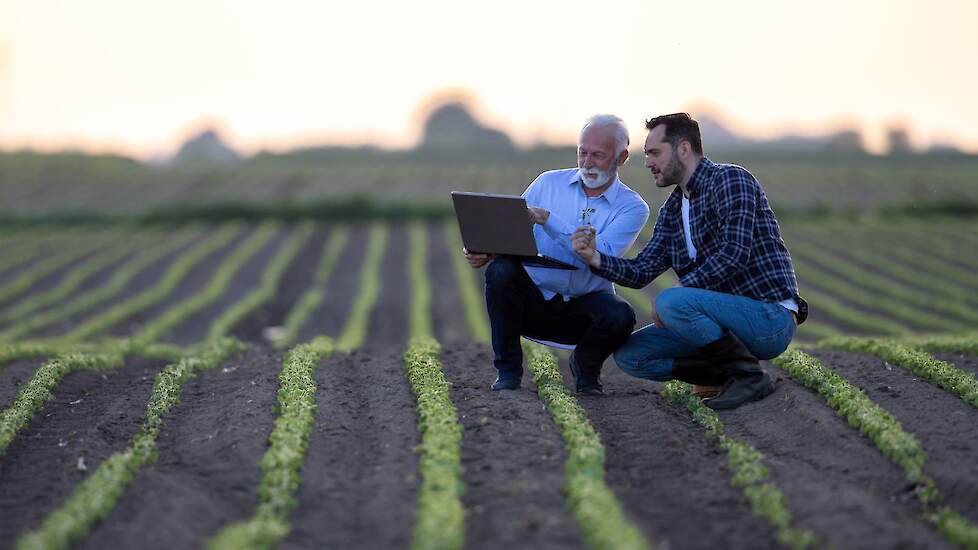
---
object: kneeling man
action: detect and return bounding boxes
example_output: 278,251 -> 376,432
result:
573,113 -> 808,409
465,114 -> 650,394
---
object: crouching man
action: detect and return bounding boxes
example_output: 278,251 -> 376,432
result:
465,114 -> 649,394
572,113 -> 808,409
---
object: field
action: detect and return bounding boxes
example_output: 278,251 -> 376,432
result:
1,215 -> 977,550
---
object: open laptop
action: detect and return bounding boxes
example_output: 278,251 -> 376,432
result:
451,191 -> 578,270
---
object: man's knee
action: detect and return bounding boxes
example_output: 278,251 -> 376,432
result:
654,286 -> 689,318
613,347 -> 672,381
484,257 -> 522,290
599,300 -> 636,337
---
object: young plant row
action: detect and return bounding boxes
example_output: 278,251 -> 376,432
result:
905,332 -> 978,356
207,336 -> 335,550
0,233 -> 148,325
773,350 -> 978,549
0,231 -> 118,304
0,228 -> 202,342
405,220 -> 464,550
274,226 -> 349,349
204,222 -> 313,342
818,335 -> 978,409
0,350 -> 124,454
789,235 -> 975,330
661,381 -> 817,550
335,224 -> 388,351
130,222 -> 278,348
16,338 -> 245,550
523,342 -> 650,550
444,223 -> 489,343
57,224 -> 242,343
798,223 -> 978,314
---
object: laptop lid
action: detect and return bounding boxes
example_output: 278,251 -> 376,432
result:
451,192 -> 539,256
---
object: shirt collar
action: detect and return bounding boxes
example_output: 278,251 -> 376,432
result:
571,170 -> 622,205
686,157 -> 715,197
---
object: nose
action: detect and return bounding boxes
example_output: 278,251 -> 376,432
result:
645,156 -> 654,169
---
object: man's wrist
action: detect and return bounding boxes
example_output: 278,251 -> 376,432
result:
590,251 -> 602,269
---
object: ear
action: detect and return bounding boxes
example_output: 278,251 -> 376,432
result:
678,140 -> 691,159
616,148 -> 629,166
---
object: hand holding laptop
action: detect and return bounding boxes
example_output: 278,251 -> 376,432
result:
527,207 -> 550,225
464,248 -> 494,269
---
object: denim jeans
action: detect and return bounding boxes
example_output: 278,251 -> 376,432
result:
484,257 -> 636,379
613,287 -> 796,381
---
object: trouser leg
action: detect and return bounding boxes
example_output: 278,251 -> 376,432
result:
484,257 -> 547,378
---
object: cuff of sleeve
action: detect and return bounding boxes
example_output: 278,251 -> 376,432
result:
541,212 -> 577,242
589,251 -> 611,276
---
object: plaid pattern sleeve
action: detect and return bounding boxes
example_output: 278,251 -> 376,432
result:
592,202 -> 673,288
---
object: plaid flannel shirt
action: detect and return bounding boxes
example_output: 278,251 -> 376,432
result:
593,157 -> 806,315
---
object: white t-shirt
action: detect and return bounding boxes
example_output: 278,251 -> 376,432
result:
681,195 -> 798,314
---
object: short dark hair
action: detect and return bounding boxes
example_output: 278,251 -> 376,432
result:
645,112 -> 703,155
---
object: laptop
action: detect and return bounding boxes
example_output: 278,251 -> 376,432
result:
451,191 -> 578,270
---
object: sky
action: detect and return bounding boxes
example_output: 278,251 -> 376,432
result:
1,0 -> 977,158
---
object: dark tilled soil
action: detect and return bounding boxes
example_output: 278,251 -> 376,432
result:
0,358 -> 165,544
231,226 -> 327,344
441,343 -> 584,550
296,225 -> 367,342
31,232 -> 208,339
807,349 -> 978,526
78,347 -> 281,550
0,252 -> 45,285
0,360 -> 44,409
429,224 -> 468,344
365,225 -> 408,350
283,350 -> 421,550
161,228 -> 291,346
564,356 -> 781,550
720,359 -> 954,549
933,352 -> 978,377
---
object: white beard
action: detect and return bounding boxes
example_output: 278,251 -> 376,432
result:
579,167 -> 615,189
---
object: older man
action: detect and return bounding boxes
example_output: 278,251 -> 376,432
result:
465,114 -> 650,394
572,113 -> 808,409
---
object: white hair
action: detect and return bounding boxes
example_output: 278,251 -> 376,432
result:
581,114 -> 629,156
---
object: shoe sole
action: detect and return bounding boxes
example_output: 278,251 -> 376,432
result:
704,374 -> 775,410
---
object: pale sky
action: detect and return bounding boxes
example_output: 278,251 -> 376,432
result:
1,0 -> 977,157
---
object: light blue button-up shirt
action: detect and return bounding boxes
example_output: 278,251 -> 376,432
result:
522,168 -> 650,300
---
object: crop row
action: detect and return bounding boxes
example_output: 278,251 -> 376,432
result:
16,338 -> 245,550
660,381 -> 816,549
0,231 -> 120,304
773,350 -> 978,549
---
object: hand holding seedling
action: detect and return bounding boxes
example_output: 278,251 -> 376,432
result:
572,226 -> 600,268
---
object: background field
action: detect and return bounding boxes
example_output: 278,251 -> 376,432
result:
1,149 -> 978,550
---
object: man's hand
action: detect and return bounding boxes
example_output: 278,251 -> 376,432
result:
527,207 -> 550,225
571,226 -> 601,268
463,248 -> 494,269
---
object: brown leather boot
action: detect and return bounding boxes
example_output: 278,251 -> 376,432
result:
695,332 -> 774,410
691,385 -> 722,399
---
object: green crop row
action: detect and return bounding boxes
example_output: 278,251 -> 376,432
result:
0,351 -> 124,454
0,339 -> 181,368
443,223 -> 489,343
0,228 -> 202,342
275,226 -> 349,349
0,234 -> 147,325
59,224 -> 241,343
207,336 -> 334,550
16,338 -> 244,550
772,350 -> 978,549
409,222 -> 433,340
798,222 -> 978,308
403,336 -> 464,550
789,234 -> 978,328
523,342 -> 650,550
791,252 -> 959,334
0,231 -> 117,304
206,223 -> 313,342
661,381 -> 817,550
818,336 -> 978,409
335,224 -> 388,351
133,222 -> 278,347
905,332 -> 978,355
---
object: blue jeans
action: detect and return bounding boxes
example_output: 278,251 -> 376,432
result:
613,287 -> 796,381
